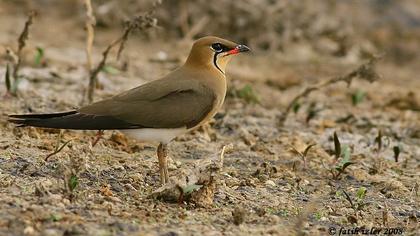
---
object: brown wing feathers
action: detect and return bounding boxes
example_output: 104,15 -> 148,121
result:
8,84 -> 215,130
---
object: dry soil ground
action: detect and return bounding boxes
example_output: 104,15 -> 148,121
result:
0,5 -> 419,236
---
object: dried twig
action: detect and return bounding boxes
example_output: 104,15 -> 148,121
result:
45,131 -> 72,161
4,11 -> 36,96
178,0 -> 190,37
14,11 -> 36,79
219,143 -> 233,169
84,0 -> 96,72
182,16 -> 209,42
279,56 -> 382,125
85,3 -> 160,104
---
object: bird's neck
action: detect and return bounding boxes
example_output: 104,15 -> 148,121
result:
179,64 -> 227,107
185,54 -> 227,75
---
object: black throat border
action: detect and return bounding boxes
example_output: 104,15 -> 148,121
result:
213,52 -> 224,74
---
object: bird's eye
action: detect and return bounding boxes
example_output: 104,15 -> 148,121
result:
211,43 -> 223,52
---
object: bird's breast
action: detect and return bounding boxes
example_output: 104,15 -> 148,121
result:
121,127 -> 187,144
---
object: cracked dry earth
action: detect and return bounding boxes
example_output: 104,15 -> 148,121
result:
0,20 -> 419,236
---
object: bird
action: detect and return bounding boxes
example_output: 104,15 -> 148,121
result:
8,36 -> 250,185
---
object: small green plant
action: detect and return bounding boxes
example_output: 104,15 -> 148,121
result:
332,145 -> 355,179
49,213 -> 62,222
235,84 -> 260,104
330,132 -> 355,179
177,184 -> 203,203
182,184 -> 202,195
277,209 -> 289,217
101,65 -> 120,75
333,132 -> 341,160
292,101 -> 301,113
265,207 -> 276,214
68,175 -> 79,192
341,188 -> 368,214
356,187 -> 367,201
34,47 -> 44,66
306,102 -> 321,123
4,64 -> 19,95
291,143 -> 316,169
314,212 -> 323,221
351,89 -> 366,106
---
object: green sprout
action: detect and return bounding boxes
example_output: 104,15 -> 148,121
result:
34,47 -> 44,66
352,89 -> 366,106
330,132 -> 355,179
101,65 -> 120,75
68,175 -> 79,192
292,102 -> 301,113
4,63 -> 20,96
235,84 -> 260,104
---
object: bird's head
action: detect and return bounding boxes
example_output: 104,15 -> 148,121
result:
185,36 -> 250,75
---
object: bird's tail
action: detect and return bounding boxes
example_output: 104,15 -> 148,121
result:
8,110 -> 141,130
8,111 -> 80,128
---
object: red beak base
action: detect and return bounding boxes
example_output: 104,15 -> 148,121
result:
227,48 -> 240,55
226,44 -> 250,55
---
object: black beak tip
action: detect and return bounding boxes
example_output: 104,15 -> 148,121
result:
237,44 -> 251,53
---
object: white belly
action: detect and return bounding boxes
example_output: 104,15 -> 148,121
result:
121,127 -> 187,144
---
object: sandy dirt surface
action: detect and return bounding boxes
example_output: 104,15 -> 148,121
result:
0,2 -> 419,236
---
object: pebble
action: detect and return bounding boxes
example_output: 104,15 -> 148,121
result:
268,215 -> 280,224
43,229 -> 61,236
23,226 -> 35,235
265,180 -> 276,187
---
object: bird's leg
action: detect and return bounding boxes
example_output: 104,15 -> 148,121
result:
157,143 -> 169,185
91,130 -> 104,147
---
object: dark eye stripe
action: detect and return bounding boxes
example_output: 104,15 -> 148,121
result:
211,43 -> 231,53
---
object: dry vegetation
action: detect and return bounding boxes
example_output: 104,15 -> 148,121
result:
0,1 -> 419,236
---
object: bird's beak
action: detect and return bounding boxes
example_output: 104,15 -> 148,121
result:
226,44 -> 251,55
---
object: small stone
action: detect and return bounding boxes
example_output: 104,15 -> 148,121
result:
61,198 -> 70,206
168,158 -> 179,171
124,183 -> 137,191
43,229 -> 61,236
156,51 -> 168,61
106,196 -> 122,203
114,165 -> 125,171
265,180 -> 276,187
23,226 -> 35,235
268,215 -> 280,224
129,173 -> 143,182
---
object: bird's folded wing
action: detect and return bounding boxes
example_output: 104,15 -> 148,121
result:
79,79 -> 216,129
